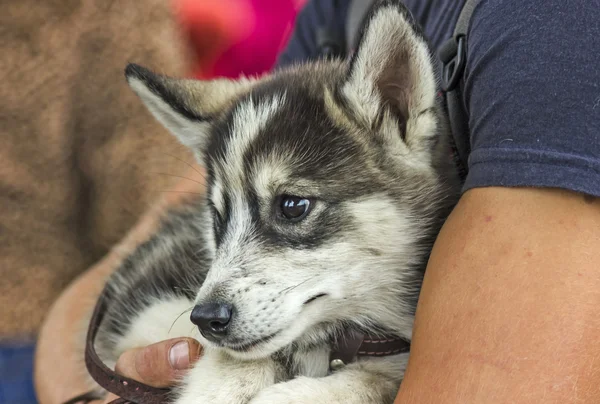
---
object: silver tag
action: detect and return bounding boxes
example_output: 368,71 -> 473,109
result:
329,358 -> 345,371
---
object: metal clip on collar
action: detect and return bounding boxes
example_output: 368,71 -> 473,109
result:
439,35 -> 466,92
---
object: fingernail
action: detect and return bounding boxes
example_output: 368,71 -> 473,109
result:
168,340 -> 190,370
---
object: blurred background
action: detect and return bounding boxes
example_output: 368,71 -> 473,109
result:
0,0 -> 306,402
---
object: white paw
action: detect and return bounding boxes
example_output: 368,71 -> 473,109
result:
249,377 -> 325,404
174,349 -> 277,404
174,386 -> 250,404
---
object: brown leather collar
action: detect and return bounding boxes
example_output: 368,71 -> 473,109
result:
329,329 -> 411,371
65,290 -> 410,404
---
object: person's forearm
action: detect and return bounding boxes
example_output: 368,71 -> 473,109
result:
34,252 -> 122,404
395,187 -> 600,404
35,168 -> 204,404
34,203 -> 167,404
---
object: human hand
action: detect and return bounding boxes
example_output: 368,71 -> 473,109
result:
95,337 -> 202,403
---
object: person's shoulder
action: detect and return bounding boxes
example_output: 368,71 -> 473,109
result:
463,0 -> 600,198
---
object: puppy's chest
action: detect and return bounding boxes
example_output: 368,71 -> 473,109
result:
277,346 -> 331,380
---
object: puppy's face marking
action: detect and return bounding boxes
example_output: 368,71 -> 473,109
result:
125,2 -> 458,359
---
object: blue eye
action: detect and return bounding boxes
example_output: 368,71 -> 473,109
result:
280,195 -> 312,221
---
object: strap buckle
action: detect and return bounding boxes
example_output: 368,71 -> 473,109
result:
440,35 -> 466,92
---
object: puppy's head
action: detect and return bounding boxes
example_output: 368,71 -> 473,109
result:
126,0 -> 458,359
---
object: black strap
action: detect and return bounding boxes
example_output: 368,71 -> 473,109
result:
455,0 -> 482,37
439,0 -> 482,182
316,0 -> 346,59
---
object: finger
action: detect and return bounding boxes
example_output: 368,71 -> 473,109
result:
114,338 -> 202,388
88,392 -> 118,404
103,392 -> 119,403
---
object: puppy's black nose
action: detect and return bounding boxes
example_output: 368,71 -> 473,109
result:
190,302 -> 233,341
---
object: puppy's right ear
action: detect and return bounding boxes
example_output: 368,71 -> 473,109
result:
341,1 -> 438,160
125,64 -> 253,156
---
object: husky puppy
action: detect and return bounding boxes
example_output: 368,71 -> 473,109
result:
93,1 -> 460,403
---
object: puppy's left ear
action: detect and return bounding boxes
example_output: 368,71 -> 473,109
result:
125,64 -> 254,163
342,0 -> 438,152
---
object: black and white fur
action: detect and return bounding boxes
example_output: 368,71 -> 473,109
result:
93,2 -> 460,403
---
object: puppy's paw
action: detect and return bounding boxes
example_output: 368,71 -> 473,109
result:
174,349 -> 277,404
249,377 -> 325,404
174,386 -> 250,404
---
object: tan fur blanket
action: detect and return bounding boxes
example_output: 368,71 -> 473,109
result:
0,0 -> 196,337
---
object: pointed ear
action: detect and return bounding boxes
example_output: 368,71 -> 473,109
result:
125,64 -> 253,154
342,1 -> 438,151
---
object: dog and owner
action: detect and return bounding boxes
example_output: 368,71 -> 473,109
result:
36,0 -> 600,403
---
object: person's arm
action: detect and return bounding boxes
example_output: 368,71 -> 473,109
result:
394,0 -> 600,400
35,240 -> 129,404
395,186 -> 600,403
35,168 -> 204,404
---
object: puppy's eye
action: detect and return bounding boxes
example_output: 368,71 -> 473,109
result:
280,195 -> 312,221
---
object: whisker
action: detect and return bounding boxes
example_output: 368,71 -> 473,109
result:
164,153 -> 207,181
152,172 -> 205,185
157,191 -> 205,195
174,286 -> 201,294
281,276 -> 318,294
169,306 -> 195,334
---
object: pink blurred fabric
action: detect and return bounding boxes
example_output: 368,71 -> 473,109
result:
174,0 -> 307,79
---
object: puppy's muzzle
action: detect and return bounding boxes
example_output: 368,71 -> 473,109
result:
190,302 -> 233,342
